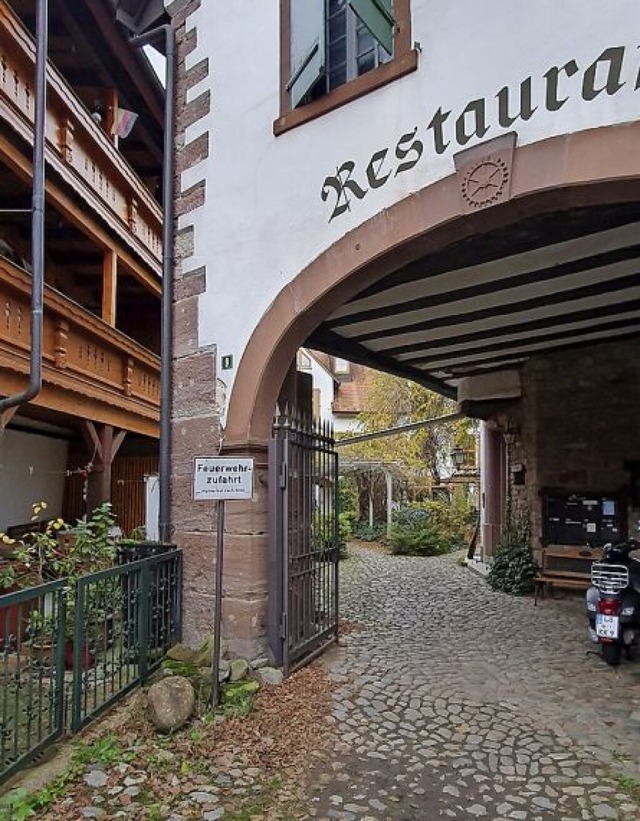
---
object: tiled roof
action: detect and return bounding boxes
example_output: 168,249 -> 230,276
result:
305,349 -> 376,415
332,364 -> 375,415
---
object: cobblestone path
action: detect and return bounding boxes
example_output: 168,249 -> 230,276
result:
306,545 -> 640,821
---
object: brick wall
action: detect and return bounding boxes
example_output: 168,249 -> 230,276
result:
510,339 -> 640,551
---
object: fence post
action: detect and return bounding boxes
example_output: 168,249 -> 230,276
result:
71,580 -> 85,732
54,585 -> 67,732
268,436 -> 285,667
139,559 -> 150,682
175,551 -> 183,642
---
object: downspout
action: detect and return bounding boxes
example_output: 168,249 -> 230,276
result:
129,25 -> 175,544
0,0 -> 48,413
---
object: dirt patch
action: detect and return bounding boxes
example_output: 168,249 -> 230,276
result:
10,662 -> 335,820
347,539 -> 390,554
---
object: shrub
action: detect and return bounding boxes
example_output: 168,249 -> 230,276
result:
388,501 -> 467,557
352,522 -> 385,542
389,500 -> 468,556
487,509 -> 537,595
338,512 -> 352,559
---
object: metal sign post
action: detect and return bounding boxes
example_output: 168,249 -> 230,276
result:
212,499 -> 225,707
193,456 -> 254,707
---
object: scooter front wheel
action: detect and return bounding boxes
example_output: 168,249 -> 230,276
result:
602,643 -> 622,666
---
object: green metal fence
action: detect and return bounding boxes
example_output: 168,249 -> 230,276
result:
0,550 -> 182,783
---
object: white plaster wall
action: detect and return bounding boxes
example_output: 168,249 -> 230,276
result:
0,430 -> 68,530
304,355 -> 335,422
179,0 -> 640,419
300,352 -> 362,432
333,415 -> 361,435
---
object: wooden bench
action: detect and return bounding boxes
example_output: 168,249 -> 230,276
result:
534,546 -> 603,604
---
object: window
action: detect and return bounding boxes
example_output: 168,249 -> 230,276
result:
297,350 -> 312,370
333,357 -> 351,375
276,0 -> 416,135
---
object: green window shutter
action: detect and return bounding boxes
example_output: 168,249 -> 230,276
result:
349,0 -> 395,55
287,0 -> 326,109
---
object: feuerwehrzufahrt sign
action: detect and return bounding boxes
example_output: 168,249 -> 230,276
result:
193,457 -> 254,500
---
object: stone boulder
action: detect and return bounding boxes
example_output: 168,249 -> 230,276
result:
255,666 -> 283,686
165,634 -> 228,669
147,676 -> 195,733
229,658 -> 250,682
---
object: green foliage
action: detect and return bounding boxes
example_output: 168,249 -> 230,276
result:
0,736 -> 134,821
0,502 -> 116,591
487,508 -> 537,595
338,475 -> 358,520
613,774 -> 640,804
341,372 -> 476,490
388,500 -> 467,556
71,735 -> 133,767
389,502 -> 453,556
337,475 -> 358,558
337,512 -> 352,559
220,679 -> 260,718
67,502 -> 117,576
0,788 -> 36,821
352,522 -> 385,542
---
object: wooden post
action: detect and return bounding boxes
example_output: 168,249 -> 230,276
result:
81,421 -> 127,510
104,87 -> 119,148
385,470 -> 393,540
102,249 -> 118,326
0,406 -> 18,430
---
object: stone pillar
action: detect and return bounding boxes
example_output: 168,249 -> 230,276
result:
170,0 -> 219,648
221,446 -> 270,660
480,422 -> 504,560
171,354 -> 219,647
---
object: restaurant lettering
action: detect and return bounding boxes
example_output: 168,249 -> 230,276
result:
321,45 -> 636,221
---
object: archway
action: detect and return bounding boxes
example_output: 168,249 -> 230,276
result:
219,124 -> 640,659
225,124 -> 640,449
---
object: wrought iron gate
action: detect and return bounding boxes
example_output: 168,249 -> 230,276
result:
269,413 -> 339,675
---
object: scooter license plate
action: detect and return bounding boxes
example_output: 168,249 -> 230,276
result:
596,614 -> 620,639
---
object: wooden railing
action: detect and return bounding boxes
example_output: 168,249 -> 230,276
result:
0,1 -> 162,274
0,258 -> 160,436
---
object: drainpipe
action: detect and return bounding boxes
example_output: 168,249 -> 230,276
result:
129,24 -> 175,544
0,0 -> 47,414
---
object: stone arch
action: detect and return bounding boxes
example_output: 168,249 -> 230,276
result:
224,123 -> 640,450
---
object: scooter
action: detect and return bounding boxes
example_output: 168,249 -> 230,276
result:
586,539 -> 640,666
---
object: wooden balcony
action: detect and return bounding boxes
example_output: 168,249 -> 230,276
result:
0,0 -> 162,277
0,257 -> 160,437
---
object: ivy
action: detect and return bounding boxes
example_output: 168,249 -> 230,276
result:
487,506 -> 538,596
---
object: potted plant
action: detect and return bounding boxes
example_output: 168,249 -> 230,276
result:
0,502 -> 61,646
1,502 -> 119,667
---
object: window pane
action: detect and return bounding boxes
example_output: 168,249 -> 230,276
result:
329,13 -> 346,42
357,50 -> 376,75
329,66 -> 347,89
356,24 -> 375,57
328,0 -> 347,15
329,37 -> 347,69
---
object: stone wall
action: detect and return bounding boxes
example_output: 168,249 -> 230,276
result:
168,0 -> 219,647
